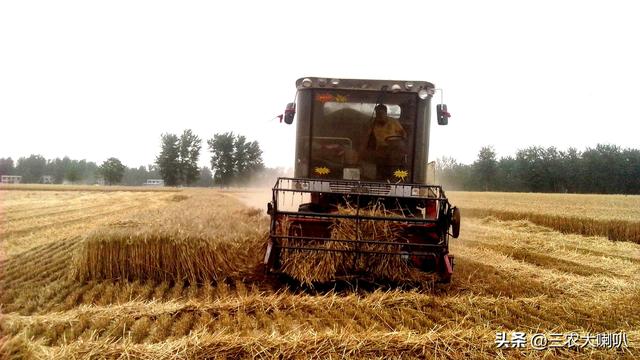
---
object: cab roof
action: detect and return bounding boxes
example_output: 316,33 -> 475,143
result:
296,77 -> 435,93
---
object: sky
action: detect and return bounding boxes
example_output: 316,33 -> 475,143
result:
1,1 -> 639,169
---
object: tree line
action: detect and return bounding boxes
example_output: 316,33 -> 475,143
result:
1,130 -> 273,187
4,141 -> 637,193
0,155 -> 184,186
0,155 -> 112,184
438,144 -> 640,194
0,153 -> 219,187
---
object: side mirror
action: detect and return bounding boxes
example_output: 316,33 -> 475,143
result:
284,103 -> 296,124
437,104 -> 450,125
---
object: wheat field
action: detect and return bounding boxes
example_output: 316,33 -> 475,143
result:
0,188 -> 638,359
449,191 -> 640,243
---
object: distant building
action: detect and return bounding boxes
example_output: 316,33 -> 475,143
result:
41,175 -> 54,184
1,175 -> 22,184
143,179 -> 164,186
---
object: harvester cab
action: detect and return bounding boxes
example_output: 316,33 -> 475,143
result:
265,77 -> 460,284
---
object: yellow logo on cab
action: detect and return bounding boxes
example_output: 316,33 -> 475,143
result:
393,169 -> 408,181
314,166 -> 330,175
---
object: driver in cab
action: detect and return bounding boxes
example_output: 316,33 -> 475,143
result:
363,103 -> 409,180
369,104 -> 406,150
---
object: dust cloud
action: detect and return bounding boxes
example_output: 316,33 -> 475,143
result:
223,187 -> 272,211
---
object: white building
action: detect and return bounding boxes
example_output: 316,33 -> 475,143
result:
143,179 -> 164,186
41,175 -> 54,184
1,175 -> 22,184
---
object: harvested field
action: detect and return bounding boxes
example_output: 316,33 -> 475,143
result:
1,187 -> 639,358
0,184 -> 180,192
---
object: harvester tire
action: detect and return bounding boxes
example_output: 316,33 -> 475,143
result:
451,207 -> 461,238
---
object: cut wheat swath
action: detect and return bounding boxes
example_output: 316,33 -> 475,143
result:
71,193 -> 269,283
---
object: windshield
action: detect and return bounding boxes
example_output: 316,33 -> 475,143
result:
307,90 -> 417,182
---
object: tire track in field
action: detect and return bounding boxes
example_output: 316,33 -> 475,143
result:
4,192 -> 158,232
6,191 -> 158,223
8,202 -> 120,222
3,204 -> 146,238
2,192 -> 114,215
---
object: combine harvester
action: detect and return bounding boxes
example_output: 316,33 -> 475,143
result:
265,77 -> 460,284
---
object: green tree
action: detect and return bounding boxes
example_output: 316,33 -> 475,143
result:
473,146 -> 497,191
515,147 -> 548,192
495,156 -> 522,192
100,158 -> 126,185
156,133 -> 180,186
561,147 -> 582,193
0,158 -> 14,176
541,147 -> 564,192
46,157 -> 69,184
122,164 -> 160,186
208,132 -> 236,187
623,148 -> 640,194
122,166 -> 145,186
245,140 -> 265,176
232,136 -> 264,184
581,144 -> 625,194
84,161 -> 99,184
64,160 -> 83,183
234,135 -> 249,178
195,166 -> 214,187
15,154 -> 47,183
147,164 -> 161,178
207,133 -> 264,186
178,129 -> 202,186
